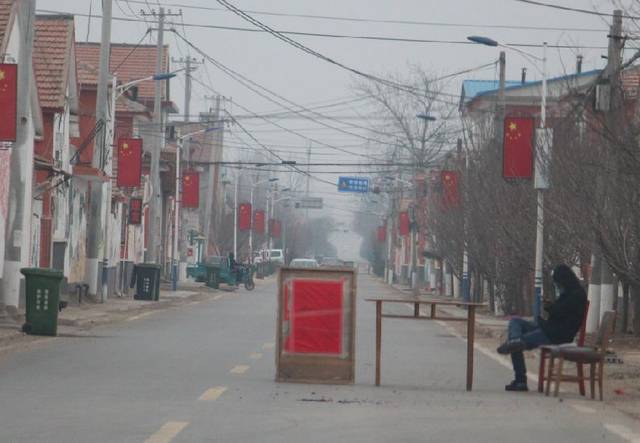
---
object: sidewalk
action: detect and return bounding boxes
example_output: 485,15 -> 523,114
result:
0,280 -> 218,353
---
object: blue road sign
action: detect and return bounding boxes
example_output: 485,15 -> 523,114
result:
338,176 -> 370,193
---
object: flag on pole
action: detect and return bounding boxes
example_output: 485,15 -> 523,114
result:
503,117 -> 534,179
239,203 -> 252,230
441,170 -> 460,208
254,210 -> 265,234
399,211 -> 410,237
182,171 -> 199,208
377,225 -> 386,242
270,219 -> 282,238
0,64 -> 17,142
116,138 -> 143,187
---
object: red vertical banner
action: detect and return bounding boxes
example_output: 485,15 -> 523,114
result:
129,198 -> 143,224
441,170 -> 460,208
270,219 -> 282,238
503,117 -> 534,179
0,64 -> 18,142
254,210 -> 265,234
238,203 -> 251,231
377,225 -> 386,242
117,138 -> 143,187
399,211 -> 410,237
182,170 -> 199,208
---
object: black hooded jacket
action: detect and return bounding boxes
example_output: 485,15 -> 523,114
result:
537,285 -> 587,344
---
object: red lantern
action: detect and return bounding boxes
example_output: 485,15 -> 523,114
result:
239,203 -> 251,231
182,170 -> 199,208
116,138 -> 143,187
0,64 -> 17,142
399,211 -> 410,237
441,170 -> 460,208
254,210 -> 265,234
503,117 -> 534,179
129,198 -> 143,225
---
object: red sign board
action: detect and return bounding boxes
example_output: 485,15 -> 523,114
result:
503,117 -> 534,179
441,170 -> 460,208
254,210 -> 265,234
399,211 -> 410,237
129,198 -> 143,225
239,203 -> 251,231
116,138 -> 143,188
182,171 -> 199,208
0,64 -> 17,142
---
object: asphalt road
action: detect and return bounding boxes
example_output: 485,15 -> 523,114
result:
0,274 -> 638,442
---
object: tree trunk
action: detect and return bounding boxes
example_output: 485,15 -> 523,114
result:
621,281 -> 630,334
632,284 -> 640,337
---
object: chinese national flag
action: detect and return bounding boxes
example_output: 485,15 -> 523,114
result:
503,117 -> 534,179
270,219 -> 281,238
239,203 -> 252,230
182,171 -> 199,208
0,64 -> 17,142
129,198 -> 143,225
377,225 -> 386,242
441,170 -> 460,208
399,211 -> 410,237
254,210 -> 265,234
117,138 -> 142,187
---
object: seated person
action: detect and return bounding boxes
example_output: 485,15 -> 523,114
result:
497,264 -> 587,392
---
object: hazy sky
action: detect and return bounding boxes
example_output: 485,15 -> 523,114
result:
37,0 -> 626,258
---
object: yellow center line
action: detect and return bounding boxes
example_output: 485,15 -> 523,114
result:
230,365 -> 250,374
145,421 -> 189,443
249,352 -> 263,360
198,386 -> 227,401
262,342 -> 275,350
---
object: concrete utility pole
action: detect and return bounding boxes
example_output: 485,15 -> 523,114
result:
86,0 -> 112,300
460,138 -> 471,302
1,0 -> 36,308
587,10 -> 622,332
172,56 -> 201,122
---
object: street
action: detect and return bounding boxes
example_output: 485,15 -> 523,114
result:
0,274 -> 636,443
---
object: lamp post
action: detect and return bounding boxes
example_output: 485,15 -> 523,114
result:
468,35 -> 548,316
249,177 -> 279,263
172,125 -> 222,290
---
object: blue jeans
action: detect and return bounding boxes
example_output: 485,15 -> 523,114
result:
508,317 -> 551,383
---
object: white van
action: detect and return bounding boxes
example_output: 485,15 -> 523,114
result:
268,249 -> 285,265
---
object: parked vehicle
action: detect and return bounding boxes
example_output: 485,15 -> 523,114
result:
289,258 -> 319,268
320,257 -> 343,267
204,256 -> 255,291
268,249 -> 285,265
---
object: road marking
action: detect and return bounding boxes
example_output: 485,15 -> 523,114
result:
145,421 -> 189,443
127,311 -> 155,322
262,342 -> 275,350
198,386 -> 227,401
249,352 -> 263,360
230,365 -> 250,374
604,423 -> 640,443
570,404 -> 596,414
213,295 -> 223,300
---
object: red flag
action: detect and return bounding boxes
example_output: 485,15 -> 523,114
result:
270,219 -> 282,238
0,64 -> 17,142
254,210 -> 265,234
239,203 -> 251,230
117,138 -> 143,187
503,117 -> 534,179
377,225 -> 386,242
399,211 -> 410,237
129,198 -> 143,225
182,170 -> 199,208
441,170 -> 460,208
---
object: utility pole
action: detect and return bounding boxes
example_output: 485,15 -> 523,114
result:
1,0 -> 35,309
85,0 -> 112,300
172,56 -> 201,122
460,138 -> 471,302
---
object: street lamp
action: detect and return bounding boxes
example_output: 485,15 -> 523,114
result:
468,35 -> 548,316
172,125 -> 223,290
249,177 -> 279,263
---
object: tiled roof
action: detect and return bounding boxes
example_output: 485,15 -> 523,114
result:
34,15 -> 75,109
76,42 -> 169,101
0,0 -> 14,51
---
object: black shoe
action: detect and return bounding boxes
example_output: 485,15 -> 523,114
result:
505,380 -> 529,392
497,339 -> 526,355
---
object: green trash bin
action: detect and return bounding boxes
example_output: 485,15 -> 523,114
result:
20,268 -> 64,336
130,263 -> 161,301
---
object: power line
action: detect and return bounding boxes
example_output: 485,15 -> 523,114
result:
121,0 -> 609,33
511,0 -> 640,19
